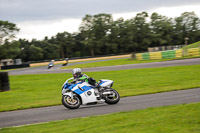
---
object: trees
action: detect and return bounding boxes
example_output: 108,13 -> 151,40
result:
173,12 -> 200,45
79,14 -> 113,56
0,20 -> 20,60
0,41 -> 21,60
149,12 -> 173,47
51,32 -> 74,58
1,11 -> 200,62
106,18 -> 125,54
128,12 -> 151,51
0,20 -> 19,45
28,45 -> 43,61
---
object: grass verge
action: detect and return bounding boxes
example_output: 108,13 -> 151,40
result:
0,64 -> 199,112
60,57 -> 200,69
182,41 -> 200,50
1,102 -> 200,133
182,41 -> 200,56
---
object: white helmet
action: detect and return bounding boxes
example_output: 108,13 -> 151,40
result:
72,68 -> 82,78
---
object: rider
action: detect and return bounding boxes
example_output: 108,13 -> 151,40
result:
72,68 -> 88,82
63,58 -> 69,66
48,60 -> 54,69
71,68 -> 100,89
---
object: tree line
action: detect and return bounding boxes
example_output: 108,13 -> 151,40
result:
0,11 -> 200,62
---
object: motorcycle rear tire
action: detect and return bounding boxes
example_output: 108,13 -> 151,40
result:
103,88 -> 120,104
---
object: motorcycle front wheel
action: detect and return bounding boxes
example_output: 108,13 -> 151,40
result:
102,88 -> 120,104
62,95 -> 81,109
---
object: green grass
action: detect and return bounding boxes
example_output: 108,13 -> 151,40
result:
182,41 -> 200,50
0,68 -> 23,72
61,57 -> 200,69
0,64 -> 200,112
1,102 -> 200,133
59,42 -> 200,70
182,41 -> 200,56
61,58 -> 176,69
0,70 -> 8,71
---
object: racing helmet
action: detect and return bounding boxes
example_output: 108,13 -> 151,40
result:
72,68 -> 82,78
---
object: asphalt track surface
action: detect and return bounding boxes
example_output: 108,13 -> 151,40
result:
9,58 -> 200,75
1,58 -> 200,128
0,88 -> 200,128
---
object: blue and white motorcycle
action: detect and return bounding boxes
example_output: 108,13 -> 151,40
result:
61,77 -> 120,109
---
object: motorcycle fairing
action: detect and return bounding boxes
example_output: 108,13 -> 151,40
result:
99,79 -> 114,87
73,85 -> 94,95
63,82 -> 98,104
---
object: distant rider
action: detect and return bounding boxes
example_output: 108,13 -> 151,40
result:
48,60 -> 54,69
62,58 -> 69,66
49,60 -> 54,66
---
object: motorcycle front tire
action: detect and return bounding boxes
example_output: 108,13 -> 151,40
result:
62,95 -> 81,109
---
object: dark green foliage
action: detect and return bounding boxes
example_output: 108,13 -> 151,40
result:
1,11 -> 200,61
0,41 -> 21,59
0,20 -> 19,45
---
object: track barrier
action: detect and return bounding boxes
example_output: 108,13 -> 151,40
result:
135,47 -> 200,60
0,72 -> 10,92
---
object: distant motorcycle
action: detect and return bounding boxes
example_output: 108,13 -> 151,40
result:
47,60 -> 54,69
62,58 -> 69,66
61,77 -> 120,109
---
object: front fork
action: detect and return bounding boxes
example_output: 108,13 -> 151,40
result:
62,89 -> 74,99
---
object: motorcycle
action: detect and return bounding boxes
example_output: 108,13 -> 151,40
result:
61,77 -> 120,109
62,61 -> 68,66
47,60 -> 54,69
62,58 -> 69,66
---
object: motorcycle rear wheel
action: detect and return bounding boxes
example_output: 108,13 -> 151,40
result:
102,88 -> 120,104
62,95 -> 81,109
